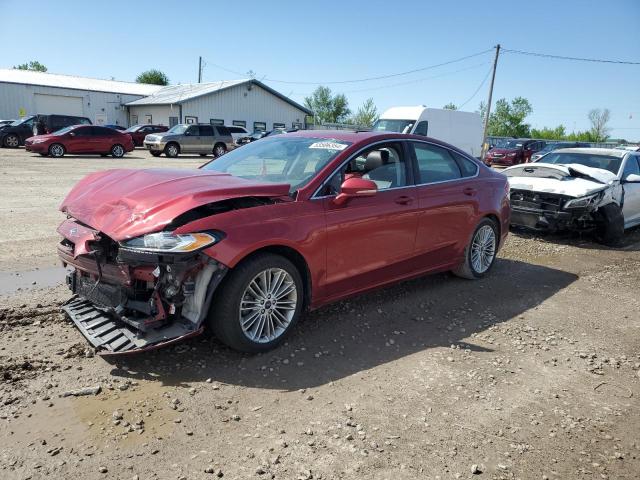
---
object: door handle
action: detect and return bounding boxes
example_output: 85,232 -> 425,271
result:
394,195 -> 413,205
463,187 -> 477,196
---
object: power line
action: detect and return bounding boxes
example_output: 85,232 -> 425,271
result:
457,64 -> 493,109
503,48 -> 640,65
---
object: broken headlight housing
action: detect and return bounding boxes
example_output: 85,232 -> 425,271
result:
120,232 -> 218,253
563,191 -> 603,209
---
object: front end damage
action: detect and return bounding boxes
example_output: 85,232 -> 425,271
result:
57,219 -> 227,356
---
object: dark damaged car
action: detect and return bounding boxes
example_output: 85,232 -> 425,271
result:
504,148 -> 640,244
57,131 -> 511,355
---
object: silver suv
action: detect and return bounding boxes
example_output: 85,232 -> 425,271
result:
144,124 -> 235,158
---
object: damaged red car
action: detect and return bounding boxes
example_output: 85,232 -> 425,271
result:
57,131 -> 510,355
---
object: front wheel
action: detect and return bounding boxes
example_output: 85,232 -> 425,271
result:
164,143 -> 179,158
208,253 -> 304,353
453,218 -> 498,279
48,143 -> 65,158
594,203 -> 624,246
213,143 -> 226,158
3,134 -> 20,148
111,144 -> 125,158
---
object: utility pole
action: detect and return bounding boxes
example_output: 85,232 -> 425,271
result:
198,56 -> 202,83
481,44 -> 500,160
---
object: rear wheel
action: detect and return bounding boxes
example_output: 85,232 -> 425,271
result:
3,134 -> 20,148
48,143 -> 65,158
213,143 -> 226,158
594,203 -> 624,246
164,143 -> 180,158
111,144 -> 125,158
208,253 -> 303,353
453,218 -> 498,279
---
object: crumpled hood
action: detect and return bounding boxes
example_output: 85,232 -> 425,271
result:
503,163 -> 617,198
60,168 -> 291,240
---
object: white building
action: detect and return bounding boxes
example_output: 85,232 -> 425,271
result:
0,69 -> 162,126
126,79 -> 312,132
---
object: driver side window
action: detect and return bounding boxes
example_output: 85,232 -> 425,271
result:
322,143 -> 408,196
623,156 -> 640,177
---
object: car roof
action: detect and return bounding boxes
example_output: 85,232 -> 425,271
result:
554,147 -> 629,158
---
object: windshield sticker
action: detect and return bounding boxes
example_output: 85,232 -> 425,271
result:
309,141 -> 348,151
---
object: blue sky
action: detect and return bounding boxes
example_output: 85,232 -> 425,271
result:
2,0 -> 639,139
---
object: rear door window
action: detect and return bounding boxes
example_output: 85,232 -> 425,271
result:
451,151 -> 479,177
412,142 -> 462,183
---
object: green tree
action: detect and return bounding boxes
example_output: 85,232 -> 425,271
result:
136,69 -> 169,85
443,103 -> 458,110
530,125 -> 567,140
349,98 -> 379,127
486,97 -> 533,137
13,61 -> 47,72
304,86 -> 351,124
588,108 -> 611,142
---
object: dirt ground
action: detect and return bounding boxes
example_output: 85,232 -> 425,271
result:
1,147 -> 639,480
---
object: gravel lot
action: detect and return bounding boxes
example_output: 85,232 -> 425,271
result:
1,147 -> 639,479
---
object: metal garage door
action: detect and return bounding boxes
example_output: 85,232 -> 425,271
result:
34,93 -> 84,116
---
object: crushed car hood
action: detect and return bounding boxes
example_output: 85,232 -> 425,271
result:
60,168 -> 291,240
503,163 -> 617,198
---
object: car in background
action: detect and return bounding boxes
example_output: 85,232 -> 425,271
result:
144,124 -> 235,158
485,139 -> 546,166
104,124 -> 126,131
1,116 -> 37,148
226,125 -> 251,143
25,125 -> 134,158
125,124 -> 169,147
0,119 -> 14,127
530,141 -> 591,162
56,130 -> 510,355
505,148 -> 640,244
33,114 -> 92,136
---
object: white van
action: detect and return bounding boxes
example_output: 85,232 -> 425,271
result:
372,106 -> 483,157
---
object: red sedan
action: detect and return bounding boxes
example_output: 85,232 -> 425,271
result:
124,124 -> 169,147
25,125 -> 135,158
57,131 -> 510,355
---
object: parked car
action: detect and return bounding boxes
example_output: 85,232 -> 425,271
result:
226,125 -> 251,143
125,124 -> 169,147
104,124 -> 126,131
0,119 -> 14,127
0,116 -> 37,148
56,130 -> 510,355
32,114 -> 92,136
372,106 -> 484,157
144,123 -> 235,158
530,141 -> 591,162
485,139 -> 546,166
504,148 -> 640,244
237,130 -> 268,145
25,125 -> 134,158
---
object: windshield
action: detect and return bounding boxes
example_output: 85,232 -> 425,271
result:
11,116 -> 35,127
201,136 -> 351,194
124,125 -> 141,132
51,126 -> 77,135
372,119 -> 415,134
167,124 -> 188,134
540,152 -> 622,174
503,140 -> 524,149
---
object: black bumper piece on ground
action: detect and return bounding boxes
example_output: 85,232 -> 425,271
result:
62,297 -> 139,353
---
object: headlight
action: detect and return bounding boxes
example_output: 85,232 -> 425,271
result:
563,192 -> 602,209
32,138 -> 47,144
121,232 -> 218,253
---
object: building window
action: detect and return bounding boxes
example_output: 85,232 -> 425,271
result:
273,122 -> 285,129
232,120 -> 246,128
253,122 -> 266,132
185,116 -> 198,124
210,118 -> 224,126
292,122 -> 303,129
131,114 -> 138,125
144,114 -> 153,124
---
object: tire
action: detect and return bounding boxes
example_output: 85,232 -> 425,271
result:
100,154 -> 108,157
208,253 -> 304,353
150,151 -> 162,157
111,144 -> 125,158
164,143 -> 180,158
48,143 -> 65,158
199,153 -> 208,157
3,134 -> 20,148
39,153 -> 48,157
213,143 -> 226,158
453,218 -> 499,280
594,203 -> 624,246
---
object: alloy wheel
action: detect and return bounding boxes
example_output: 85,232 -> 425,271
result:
214,145 -> 226,157
167,144 -> 178,157
49,144 -> 64,157
470,225 -> 496,274
112,145 -> 124,157
239,268 -> 297,344
5,135 -> 19,148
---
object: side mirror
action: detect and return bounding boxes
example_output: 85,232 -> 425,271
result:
184,131 -> 191,136
333,177 -> 377,206
623,173 -> 640,183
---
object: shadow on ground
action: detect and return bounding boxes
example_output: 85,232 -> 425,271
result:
109,258 -> 577,390
510,225 -> 640,252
